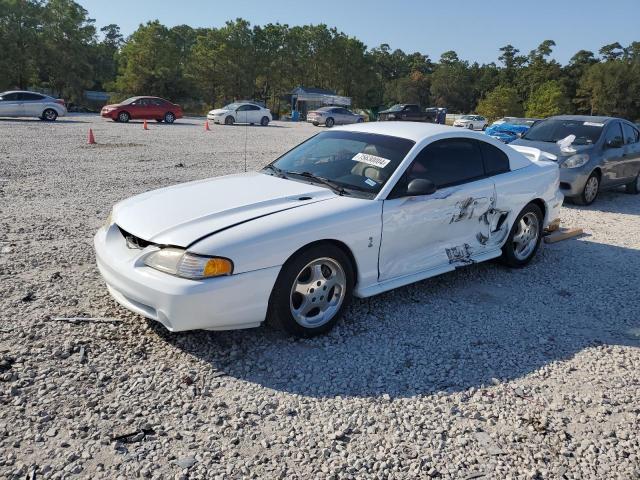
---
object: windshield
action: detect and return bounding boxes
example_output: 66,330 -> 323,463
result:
387,104 -> 404,112
461,115 -> 474,120
223,103 -> 241,110
265,131 -> 415,198
122,97 -> 139,105
523,119 -> 604,145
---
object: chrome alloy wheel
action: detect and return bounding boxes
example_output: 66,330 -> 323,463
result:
584,175 -> 599,203
512,212 -> 539,261
289,257 -> 346,328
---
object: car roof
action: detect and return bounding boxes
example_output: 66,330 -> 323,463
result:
546,115 -> 616,123
336,121 -> 470,142
1,90 -> 49,96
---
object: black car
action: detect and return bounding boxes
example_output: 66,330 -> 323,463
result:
378,104 -> 435,122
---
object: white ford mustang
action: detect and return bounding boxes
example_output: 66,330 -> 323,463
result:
95,122 -> 563,337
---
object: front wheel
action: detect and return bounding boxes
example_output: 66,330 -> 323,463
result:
260,116 -> 270,126
267,244 -> 354,337
575,172 -> 599,205
625,173 -> 640,194
482,124 -> 487,131
325,117 -> 335,128
467,123 -> 474,130
117,111 -> 130,123
224,115 -> 234,125
42,109 -> 58,121
501,204 -> 543,268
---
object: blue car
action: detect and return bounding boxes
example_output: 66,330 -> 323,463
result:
485,117 -> 540,143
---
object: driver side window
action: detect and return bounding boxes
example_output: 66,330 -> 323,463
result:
604,123 -> 624,148
390,138 -> 486,197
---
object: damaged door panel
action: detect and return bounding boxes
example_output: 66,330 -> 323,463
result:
379,177 -> 497,279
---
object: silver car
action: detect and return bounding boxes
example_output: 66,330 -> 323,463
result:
512,115 -> 640,204
306,106 -> 364,128
0,90 -> 67,121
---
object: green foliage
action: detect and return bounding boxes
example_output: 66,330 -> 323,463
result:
476,85 -> 524,121
525,81 -> 570,118
0,1 -> 639,120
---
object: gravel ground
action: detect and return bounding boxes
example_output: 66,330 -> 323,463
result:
1,114 -> 639,479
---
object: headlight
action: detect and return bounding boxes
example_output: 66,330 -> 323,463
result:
144,248 -> 233,279
562,154 -> 590,169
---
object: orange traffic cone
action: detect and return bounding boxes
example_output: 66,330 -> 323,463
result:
205,120 -> 210,131
87,128 -> 96,144
143,119 -> 149,130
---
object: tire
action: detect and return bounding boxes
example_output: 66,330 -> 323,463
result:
224,115 -> 234,125
482,124 -> 487,131
325,117 -> 335,128
164,112 -> 175,124
117,111 -> 130,123
467,123 -> 474,130
574,171 -> 600,205
625,172 -> 640,194
42,109 -> 58,121
312,122 -> 319,126
260,116 -> 269,126
500,203 -> 543,268
357,118 -> 364,123
267,244 -> 354,337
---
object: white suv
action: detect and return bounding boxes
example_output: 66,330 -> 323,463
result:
454,115 -> 488,131
207,102 -> 272,126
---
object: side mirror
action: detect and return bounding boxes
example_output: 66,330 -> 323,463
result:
605,139 -> 622,149
407,178 -> 437,196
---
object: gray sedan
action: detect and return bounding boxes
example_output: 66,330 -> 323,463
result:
0,90 -> 67,121
306,107 -> 364,128
512,115 -> 640,204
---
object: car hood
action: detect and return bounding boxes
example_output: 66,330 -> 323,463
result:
208,108 -> 232,115
511,138 -> 595,159
102,104 -> 121,109
113,172 -> 335,247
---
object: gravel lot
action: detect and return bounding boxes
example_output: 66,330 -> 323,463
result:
1,115 -> 639,479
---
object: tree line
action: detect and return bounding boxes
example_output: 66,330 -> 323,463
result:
1,0 -> 639,120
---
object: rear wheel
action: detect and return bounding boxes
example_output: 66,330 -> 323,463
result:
260,116 -> 269,126
625,172 -> 640,194
117,111 -> 130,123
325,117 -> 335,128
42,109 -> 58,121
501,204 -> 543,268
267,244 -> 353,337
225,115 -> 234,125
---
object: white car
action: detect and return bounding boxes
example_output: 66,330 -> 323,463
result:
207,102 -> 272,126
94,123 -> 562,337
454,115 -> 488,131
0,90 -> 67,121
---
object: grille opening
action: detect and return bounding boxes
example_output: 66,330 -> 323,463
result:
559,182 -> 572,190
118,226 -> 154,249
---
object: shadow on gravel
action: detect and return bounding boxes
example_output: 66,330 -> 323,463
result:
0,118 -> 89,124
156,238 -> 640,398
563,188 -> 640,215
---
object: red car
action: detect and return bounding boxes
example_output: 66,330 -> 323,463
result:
101,96 -> 183,123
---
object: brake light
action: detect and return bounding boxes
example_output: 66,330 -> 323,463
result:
55,99 -> 65,106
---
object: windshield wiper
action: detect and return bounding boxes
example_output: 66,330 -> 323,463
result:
286,171 -> 350,196
262,164 -> 287,178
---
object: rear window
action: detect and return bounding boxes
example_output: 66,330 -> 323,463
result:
480,142 -> 510,175
523,119 -> 604,145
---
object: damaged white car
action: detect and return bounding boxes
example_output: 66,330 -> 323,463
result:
95,123 -> 563,337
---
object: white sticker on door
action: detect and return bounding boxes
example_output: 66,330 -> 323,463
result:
352,152 -> 391,168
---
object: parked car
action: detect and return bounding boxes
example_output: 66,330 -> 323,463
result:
0,90 -> 66,121
307,106 -> 364,127
378,104 -> 433,122
485,117 -> 540,143
453,115 -> 488,131
512,115 -> 640,205
101,97 -> 183,123
95,122 -> 562,337
207,102 -> 272,126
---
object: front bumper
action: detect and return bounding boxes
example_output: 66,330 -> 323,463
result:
94,224 -> 281,331
101,110 -> 116,119
558,165 -> 593,197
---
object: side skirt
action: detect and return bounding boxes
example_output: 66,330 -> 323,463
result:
354,248 -> 503,298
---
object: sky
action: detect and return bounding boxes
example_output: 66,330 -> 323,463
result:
77,0 -> 640,65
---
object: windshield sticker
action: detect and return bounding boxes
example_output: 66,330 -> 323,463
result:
364,178 -> 377,187
352,152 -> 391,168
584,122 -> 604,127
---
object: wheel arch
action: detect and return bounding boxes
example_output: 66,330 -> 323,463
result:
528,198 -> 546,222
283,239 -> 358,286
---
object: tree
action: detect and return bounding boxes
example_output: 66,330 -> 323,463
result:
91,24 -> 123,90
525,81 -> 570,118
476,85 -> 523,121
430,51 -> 474,112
